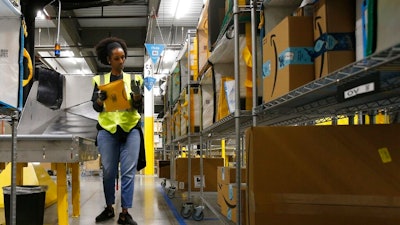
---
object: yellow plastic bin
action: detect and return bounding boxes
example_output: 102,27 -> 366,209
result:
3,185 -> 47,225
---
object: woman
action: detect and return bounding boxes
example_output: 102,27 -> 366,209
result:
91,37 -> 143,225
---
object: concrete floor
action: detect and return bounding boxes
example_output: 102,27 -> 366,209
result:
0,174 -> 235,225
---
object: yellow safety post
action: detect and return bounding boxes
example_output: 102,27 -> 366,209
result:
181,146 -> 187,158
376,110 -> 390,124
221,139 -> 227,167
144,176 -> 155,220
56,163 -> 68,225
70,163 -> 80,217
144,58 -> 155,175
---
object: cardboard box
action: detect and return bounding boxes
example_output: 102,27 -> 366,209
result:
157,160 -> 170,179
313,0 -> 355,79
262,16 -> 315,103
84,156 -> 101,171
246,124 -> 400,225
174,157 -> 224,192
220,183 -> 247,225
217,166 -> 247,185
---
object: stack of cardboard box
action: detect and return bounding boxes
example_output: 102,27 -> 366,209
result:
262,0 -> 356,102
217,166 -> 247,224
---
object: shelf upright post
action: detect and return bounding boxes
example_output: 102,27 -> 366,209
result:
233,0 -> 242,224
199,132 -> 204,197
186,30 -> 195,202
10,110 -> 19,225
332,116 -> 338,125
348,115 -> 355,125
358,111 -> 364,125
251,0 -> 258,127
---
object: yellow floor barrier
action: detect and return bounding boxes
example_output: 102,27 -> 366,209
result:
0,163 -> 57,208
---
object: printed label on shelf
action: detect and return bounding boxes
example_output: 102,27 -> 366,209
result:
337,72 -> 380,102
343,82 -> 375,99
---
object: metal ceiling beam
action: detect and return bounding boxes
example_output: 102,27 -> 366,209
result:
41,4 -> 102,73
49,15 -> 148,19
79,27 -> 147,48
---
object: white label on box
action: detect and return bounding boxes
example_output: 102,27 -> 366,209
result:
194,175 -> 205,188
178,182 -> 185,190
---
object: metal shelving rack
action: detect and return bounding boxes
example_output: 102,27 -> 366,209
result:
163,0 -> 400,223
255,44 -> 400,126
198,0 -> 400,224
0,109 -> 19,225
196,0 -> 265,224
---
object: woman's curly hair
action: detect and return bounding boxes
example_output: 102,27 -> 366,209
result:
95,37 -> 128,65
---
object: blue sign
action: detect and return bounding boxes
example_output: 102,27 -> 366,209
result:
145,43 -> 165,64
144,77 -> 157,91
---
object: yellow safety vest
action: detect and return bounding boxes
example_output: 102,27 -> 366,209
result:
92,72 -> 143,134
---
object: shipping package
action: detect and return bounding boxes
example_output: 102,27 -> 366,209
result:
97,79 -> 131,112
313,0 -> 355,78
262,16 -> 315,103
174,157 -> 224,192
246,124 -> 400,225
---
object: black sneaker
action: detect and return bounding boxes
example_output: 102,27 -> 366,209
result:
95,207 -> 115,223
117,212 -> 137,225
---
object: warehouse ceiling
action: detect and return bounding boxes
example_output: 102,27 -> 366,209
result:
27,0 -> 204,113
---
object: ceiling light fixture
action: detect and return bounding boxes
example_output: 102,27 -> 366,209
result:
36,10 -> 45,20
64,50 -> 77,64
171,0 -> 190,19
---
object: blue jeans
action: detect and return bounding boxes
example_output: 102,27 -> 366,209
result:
97,128 -> 140,208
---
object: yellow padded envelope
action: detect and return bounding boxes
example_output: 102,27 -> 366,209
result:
98,79 -> 131,112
